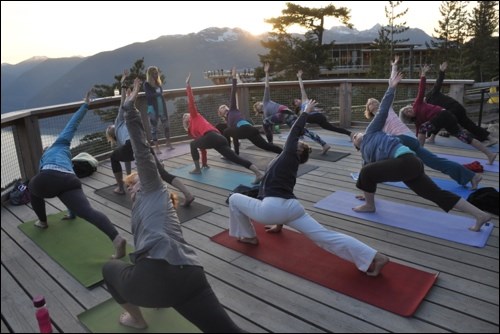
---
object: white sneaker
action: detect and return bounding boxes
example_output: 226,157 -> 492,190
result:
34,220 -> 48,229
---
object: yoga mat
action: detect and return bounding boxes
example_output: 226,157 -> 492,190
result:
280,132 -> 353,147
170,165 -> 257,190
314,190 -> 494,247
211,224 -> 438,317
426,136 -> 499,152
95,185 -> 212,223
101,142 -> 191,170
309,150 -> 350,162
350,172 -> 482,198
215,152 -> 319,176
18,212 -> 134,288
78,298 -> 201,333
214,152 -> 274,171
436,153 -> 499,173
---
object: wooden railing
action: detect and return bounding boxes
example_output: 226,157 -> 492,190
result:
1,78 -> 476,192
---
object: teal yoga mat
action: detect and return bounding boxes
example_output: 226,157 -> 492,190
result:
78,298 -> 201,333
350,172 -> 481,198
280,132 -> 353,147
313,190 -> 494,247
169,165 -> 257,190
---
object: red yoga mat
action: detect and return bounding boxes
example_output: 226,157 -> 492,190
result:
211,224 -> 438,317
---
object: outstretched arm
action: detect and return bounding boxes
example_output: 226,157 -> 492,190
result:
53,90 -> 92,147
230,66 -> 238,110
390,55 -> 399,80
186,73 -> 199,119
263,63 -> 271,104
297,70 -> 308,102
118,69 -> 129,111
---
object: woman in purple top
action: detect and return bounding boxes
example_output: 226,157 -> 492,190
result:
253,63 -> 331,155
218,67 -> 282,156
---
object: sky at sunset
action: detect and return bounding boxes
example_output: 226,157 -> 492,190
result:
1,1 -> 479,65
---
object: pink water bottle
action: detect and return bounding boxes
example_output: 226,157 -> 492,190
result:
33,295 -> 53,333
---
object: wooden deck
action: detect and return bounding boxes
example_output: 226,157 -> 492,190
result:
1,128 -> 499,333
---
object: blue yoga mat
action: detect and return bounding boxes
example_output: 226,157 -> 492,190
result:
435,153 -> 499,173
313,190 -> 494,247
280,132 -> 353,147
350,172 -> 481,198
169,165 -> 256,190
426,137 -> 499,153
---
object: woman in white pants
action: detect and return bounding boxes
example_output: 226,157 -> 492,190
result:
228,100 -> 389,277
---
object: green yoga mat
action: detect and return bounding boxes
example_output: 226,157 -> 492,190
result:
78,298 -> 201,333
18,212 -> 133,288
95,185 -> 213,223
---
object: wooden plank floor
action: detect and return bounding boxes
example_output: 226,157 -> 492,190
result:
2,128 -> 499,333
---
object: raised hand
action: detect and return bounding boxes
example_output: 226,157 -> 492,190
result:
391,55 -> 399,66
264,62 -> 270,73
440,61 -> 448,72
389,72 -> 404,88
297,69 -> 303,79
232,66 -> 236,78
186,73 -> 191,85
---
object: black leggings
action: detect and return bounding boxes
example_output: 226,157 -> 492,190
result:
356,154 -> 460,212
29,170 -> 118,240
190,131 -> 252,169
448,103 -> 490,141
224,125 -> 282,155
111,140 -> 175,184
306,113 -> 352,137
102,258 -> 243,333
420,110 -> 473,144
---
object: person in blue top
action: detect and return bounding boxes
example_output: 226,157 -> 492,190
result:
228,99 -> 390,277
144,66 -> 174,153
102,80 -> 245,332
218,66 -> 282,156
28,90 -> 126,259
292,69 -> 353,140
351,71 -> 491,232
253,63 -> 331,155
107,72 -> 194,206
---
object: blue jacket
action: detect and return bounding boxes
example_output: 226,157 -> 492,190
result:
39,103 -> 88,172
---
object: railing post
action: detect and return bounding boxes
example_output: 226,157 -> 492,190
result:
448,84 -> 465,104
237,86 -> 250,119
338,82 -> 352,128
14,115 -> 43,180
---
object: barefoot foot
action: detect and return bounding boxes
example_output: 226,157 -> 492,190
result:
366,252 -> 389,277
237,237 -> 259,245
112,235 -> 126,259
352,204 -> 376,213
119,312 -> 147,329
321,144 -> 331,155
469,213 -> 492,232
113,187 -> 125,195
181,196 -> 195,207
470,174 -> 482,190
189,168 -> 202,174
487,153 -> 497,165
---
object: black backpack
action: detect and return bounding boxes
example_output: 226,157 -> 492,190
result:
467,187 -> 499,216
226,184 -> 260,204
72,152 -> 98,178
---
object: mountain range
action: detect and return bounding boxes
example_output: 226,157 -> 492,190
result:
1,25 -> 434,113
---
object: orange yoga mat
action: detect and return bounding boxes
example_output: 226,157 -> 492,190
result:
211,224 -> 438,317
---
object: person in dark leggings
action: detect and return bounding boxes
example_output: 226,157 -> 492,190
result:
183,73 -> 263,184
399,64 -> 497,165
253,63 -> 331,155
107,71 -> 194,206
292,69 -> 353,141
218,67 -> 282,156
425,61 -> 494,143
352,72 -> 491,232
28,90 -> 126,259
102,79 -> 245,332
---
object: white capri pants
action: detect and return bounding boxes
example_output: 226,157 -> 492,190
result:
228,194 -> 377,272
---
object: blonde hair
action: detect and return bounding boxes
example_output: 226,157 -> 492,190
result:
106,125 -> 117,146
253,101 -> 263,115
364,98 -> 379,120
123,172 -> 179,208
146,66 -> 162,87
182,113 -> 190,131
218,104 -> 229,118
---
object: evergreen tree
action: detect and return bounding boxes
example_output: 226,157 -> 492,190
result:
259,2 -> 351,80
383,1 -> 409,58
430,1 -> 470,78
465,1 -> 499,81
